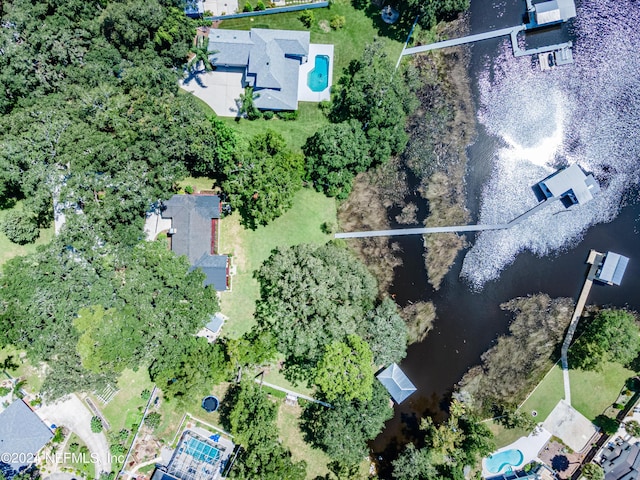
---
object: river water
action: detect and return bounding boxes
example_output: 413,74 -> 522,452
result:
372,0 -> 640,470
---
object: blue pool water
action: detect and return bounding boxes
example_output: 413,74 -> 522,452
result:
485,449 -> 524,473
186,437 -> 220,464
307,55 -> 329,92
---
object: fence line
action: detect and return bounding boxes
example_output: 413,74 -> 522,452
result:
206,1 -> 328,21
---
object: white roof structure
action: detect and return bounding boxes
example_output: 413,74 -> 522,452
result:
596,252 -> 629,286
534,0 -> 576,25
538,164 -> 600,205
377,363 -> 417,404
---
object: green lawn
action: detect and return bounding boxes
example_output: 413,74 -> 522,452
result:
155,382 -> 232,446
520,363 -> 565,421
486,421 -> 529,450
219,187 -> 337,338
0,201 -> 54,267
520,362 -> 635,424
277,402 -> 333,480
98,369 -> 153,433
219,102 -> 329,153
571,361 -> 634,421
63,434 -> 95,479
0,346 -> 45,394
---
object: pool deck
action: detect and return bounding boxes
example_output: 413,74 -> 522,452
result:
482,427 -> 552,477
298,43 -> 334,102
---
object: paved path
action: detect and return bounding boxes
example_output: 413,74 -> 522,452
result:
37,395 -> 112,477
256,379 -> 332,408
560,250 -> 603,404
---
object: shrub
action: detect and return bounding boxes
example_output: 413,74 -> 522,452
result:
110,443 -> 126,455
262,110 -> 274,120
69,443 -> 80,453
53,427 -> 65,443
243,1 -> 253,11
2,209 -> 39,245
90,416 -> 103,433
144,412 -> 162,430
276,110 -> 298,121
256,1 -> 266,10
0,387 -> 10,397
184,185 -> 194,194
299,10 -> 314,27
330,15 -> 345,30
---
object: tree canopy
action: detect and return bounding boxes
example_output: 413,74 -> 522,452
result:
221,131 -> 304,229
571,309 -> 640,371
302,381 -> 393,467
392,401 -> 494,480
221,381 -> 307,480
254,243 -> 377,374
314,334 -> 374,402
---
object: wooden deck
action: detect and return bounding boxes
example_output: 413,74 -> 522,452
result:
561,250 -> 604,404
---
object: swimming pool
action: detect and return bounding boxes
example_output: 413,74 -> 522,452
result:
185,436 -> 221,464
485,448 -> 524,473
307,55 -> 330,92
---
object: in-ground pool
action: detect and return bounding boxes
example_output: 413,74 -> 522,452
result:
307,55 -> 330,92
485,449 -> 524,473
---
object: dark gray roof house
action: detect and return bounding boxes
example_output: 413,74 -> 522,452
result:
0,400 -> 53,472
377,363 -> 417,404
601,441 -> 640,480
162,195 -> 229,291
208,28 -> 310,111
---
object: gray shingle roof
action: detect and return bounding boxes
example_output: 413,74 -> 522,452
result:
193,253 -> 229,291
0,400 -> 53,471
603,441 -> 640,480
208,28 -> 310,111
377,363 -> 417,404
162,195 -> 220,264
162,195 -> 228,291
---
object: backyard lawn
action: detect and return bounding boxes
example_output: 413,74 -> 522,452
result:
570,361 -> 634,421
219,187 -> 337,338
520,363 -> 565,421
97,368 -> 153,433
277,402 -> 333,479
219,102 -> 329,153
0,201 -> 54,267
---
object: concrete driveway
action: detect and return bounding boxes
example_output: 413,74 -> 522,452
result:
180,67 -> 245,117
37,395 -> 112,477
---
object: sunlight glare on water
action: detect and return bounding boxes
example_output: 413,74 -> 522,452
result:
461,0 -> 640,288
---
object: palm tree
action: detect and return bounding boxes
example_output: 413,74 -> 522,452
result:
187,36 -> 216,73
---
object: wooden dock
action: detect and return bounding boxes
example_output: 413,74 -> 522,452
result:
560,249 -> 604,404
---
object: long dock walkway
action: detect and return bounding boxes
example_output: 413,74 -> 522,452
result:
560,250 -> 604,405
335,196 -> 559,239
402,25 -> 525,56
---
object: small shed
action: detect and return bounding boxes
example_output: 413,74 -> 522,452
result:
596,251 -> 629,286
377,363 -> 417,404
534,0 -> 576,25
